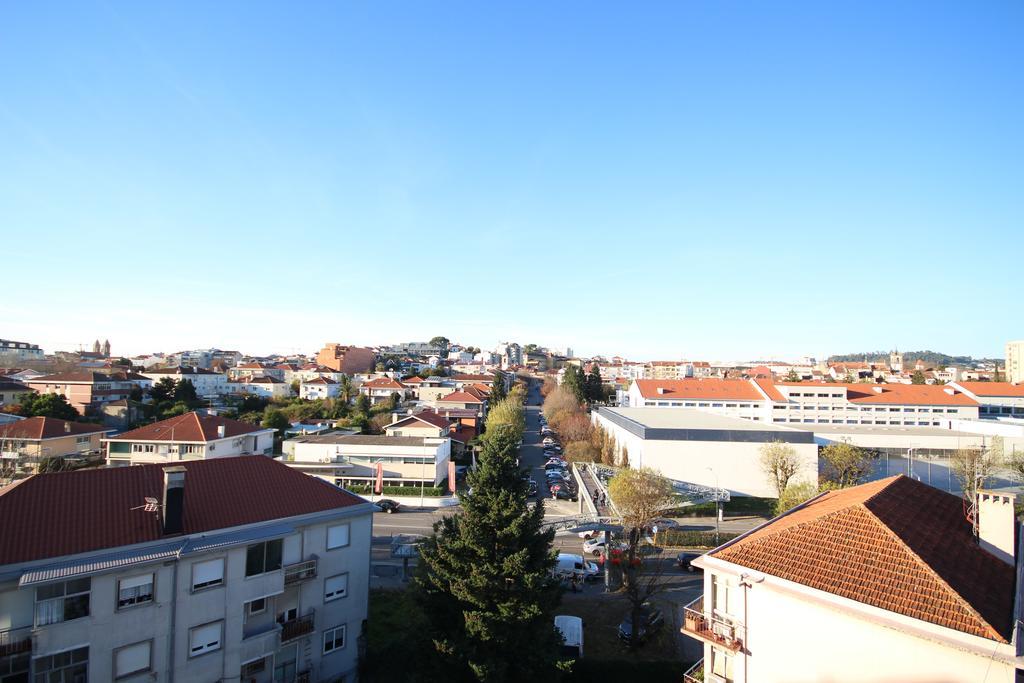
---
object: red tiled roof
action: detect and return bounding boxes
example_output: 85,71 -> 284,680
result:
956,382 -> 1024,398
450,424 -> 476,443
634,379 -> 763,401
248,376 -> 284,384
712,476 -> 1014,642
752,378 -> 785,401
363,377 -> 406,390
303,377 -> 337,385
0,417 -> 110,441
437,390 -> 484,404
402,376 -> 424,384
386,410 -> 450,431
0,455 -> 365,565
107,412 -> 270,443
27,372 -> 109,384
451,374 -> 494,382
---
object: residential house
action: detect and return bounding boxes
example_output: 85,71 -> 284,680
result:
434,390 -> 486,420
237,376 -> 292,400
0,456 -> 372,683
0,381 -> 32,408
0,417 -> 111,476
25,372 -> 135,415
300,377 -> 341,401
104,412 -> 276,465
358,377 -> 408,405
682,476 -> 1020,683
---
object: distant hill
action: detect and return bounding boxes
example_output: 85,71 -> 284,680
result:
828,350 -> 1000,367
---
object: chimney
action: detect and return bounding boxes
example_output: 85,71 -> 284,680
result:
162,466 -> 187,535
392,412 -> 401,424
657,387 -> 666,395
217,424 -> 226,438
873,386 -> 883,394
64,421 -> 71,433
944,387 -> 955,396
977,490 -> 1016,565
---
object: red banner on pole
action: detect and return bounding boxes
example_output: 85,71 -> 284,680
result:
448,460 -> 456,493
374,462 -> 384,495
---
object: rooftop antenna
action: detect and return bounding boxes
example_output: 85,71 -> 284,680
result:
131,497 -> 161,514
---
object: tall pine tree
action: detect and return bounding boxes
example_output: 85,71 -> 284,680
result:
416,424 -> 564,682
585,365 -> 603,403
562,365 -> 585,404
489,370 -> 507,403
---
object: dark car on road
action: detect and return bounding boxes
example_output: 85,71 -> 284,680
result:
676,551 -> 704,572
375,499 -> 401,514
617,603 -> 665,643
549,484 -> 578,501
527,480 -> 539,497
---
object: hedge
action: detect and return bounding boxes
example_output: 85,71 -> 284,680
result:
346,484 -> 450,497
655,529 -> 740,548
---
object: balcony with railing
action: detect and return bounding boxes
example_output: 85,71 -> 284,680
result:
280,610 -> 316,644
283,557 -> 318,586
682,659 -> 704,683
0,625 -> 32,657
681,596 -> 744,653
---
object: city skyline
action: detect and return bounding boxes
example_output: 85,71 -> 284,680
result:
2,2 -> 1022,361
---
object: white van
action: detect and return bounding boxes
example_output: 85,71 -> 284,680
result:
554,615 -> 583,659
554,553 -> 599,581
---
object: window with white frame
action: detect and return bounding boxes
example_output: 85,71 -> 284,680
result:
189,621 -> 222,657
117,573 -> 154,609
324,573 -> 348,602
35,578 -> 91,626
114,640 -> 152,679
326,524 -> 350,550
247,597 -> 267,616
191,558 -> 224,591
323,624 -> 346,654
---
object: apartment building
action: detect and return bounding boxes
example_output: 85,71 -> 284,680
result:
105,412 -> 276,465
25,372 -> 135,415
283,432 -> 451,488
646,361 -> 694,380
0,456 -> 373,683
1007,341 -> 1024,384
0,417 -> 111,477
682,476 -> 1020,683
626,378 -> 981,427
142,366 -> 229,398
314,345 -> 376,374
0,339 -> 43,365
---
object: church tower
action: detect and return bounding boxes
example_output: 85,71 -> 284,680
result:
889,349 -> 903,373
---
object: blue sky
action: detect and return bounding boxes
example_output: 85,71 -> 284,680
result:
2,2 -> 1021,361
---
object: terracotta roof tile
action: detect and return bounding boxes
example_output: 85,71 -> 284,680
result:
711,476 -> 1014,642
107,412 -> 270,443
956,382 -> 1024,398
0,417 -> 111,440
635,379 -> 763,401
0,455 -> 365,565
437,390 -> 484,404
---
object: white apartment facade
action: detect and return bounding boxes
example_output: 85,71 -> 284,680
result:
0,456 -> 374,683
300,377 -> 341,401
284,433 -> 451,488
142,367 -> 229,397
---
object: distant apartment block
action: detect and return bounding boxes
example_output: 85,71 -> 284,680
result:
0,417 -> 111,477
0,456 -> 373,683
314,344 -> 376,374
0,339 -> 44,365
104,412 -> 276,465
142,366 -> 229,397
1007,340 -> 1024,384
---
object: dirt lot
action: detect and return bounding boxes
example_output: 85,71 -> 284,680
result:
555,588 -> 683,661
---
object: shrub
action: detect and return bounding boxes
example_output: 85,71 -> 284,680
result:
345,484 -> 450,497
655,530 -> 740,548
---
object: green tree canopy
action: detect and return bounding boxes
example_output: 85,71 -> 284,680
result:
488,370 -> 507,404
173,378 -> 199,404
416,425 -> 563,681
911,370 -> 926,385
12,393 -> 80,421
262,408 -> 290,434
150,377 -> 177,404
820,441 -> 875,488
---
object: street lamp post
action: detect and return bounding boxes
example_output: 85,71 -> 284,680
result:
707,467 -> 721,543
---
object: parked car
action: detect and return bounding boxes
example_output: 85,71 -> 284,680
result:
550,484 -> 578,502
375,499 -> 401,514
555,615 -> 583,660
676,551 -> 704,572
582,537 -> 626,557
617,603 -> 665,643
647,518 -> 681,533
544,461 -> 567,470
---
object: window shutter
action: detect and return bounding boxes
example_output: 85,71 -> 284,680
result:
119,574 -> 152,591
193,559 -> 223,587
115,641 -> 150,676
327,524 -> 349,549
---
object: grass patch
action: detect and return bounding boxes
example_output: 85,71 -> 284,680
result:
362,589 -> 433,682
668,496 -> 775,518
